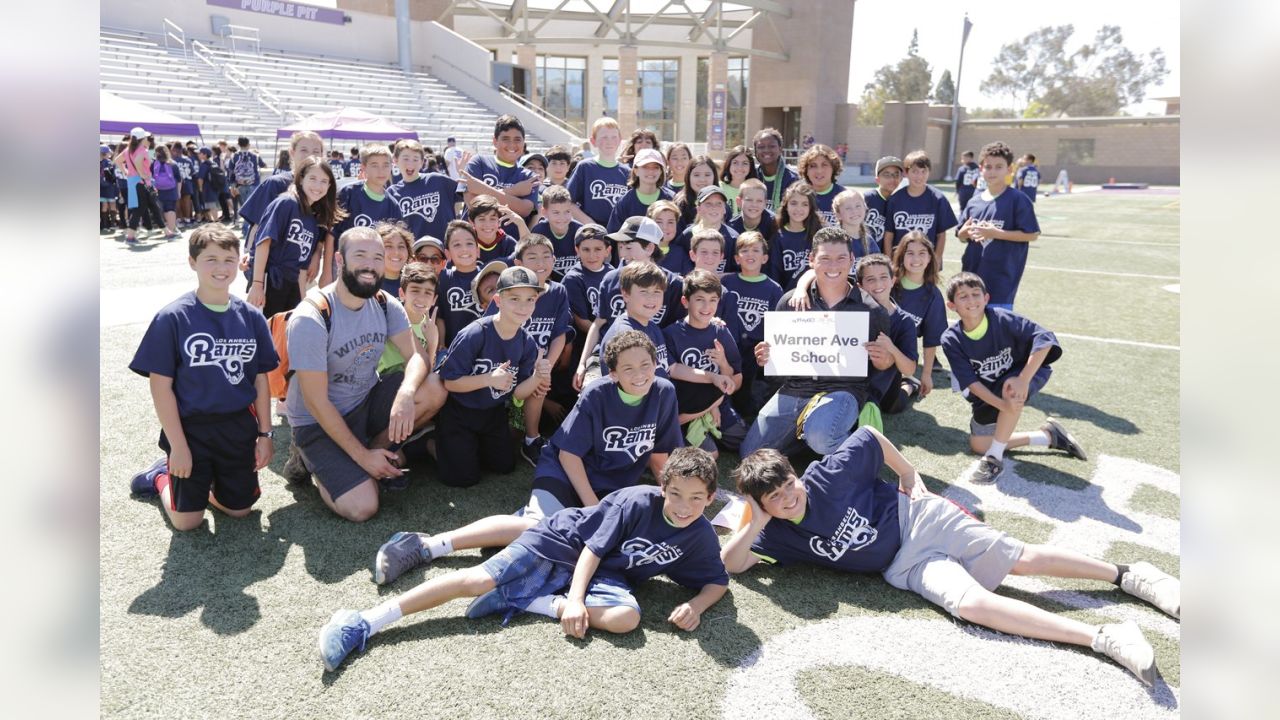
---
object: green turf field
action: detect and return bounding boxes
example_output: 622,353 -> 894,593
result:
99,188 -> 1180,718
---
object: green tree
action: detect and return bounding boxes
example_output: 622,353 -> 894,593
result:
857,29 -> 934,125
934,69 -> 955,105
980,24 -> 1168,117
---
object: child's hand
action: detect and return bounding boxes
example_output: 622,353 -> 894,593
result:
388,391 -> 416,443
668,603 -> 703,632
420,307 -> 439,354
706,339 -> 728,369
535,348 -> 552,378
254,436 -> 274,471
572,366 -> 587,392
787,289 -> 813,311
709,403 -> 722,427
919,373 -> 933,398
560,598 -> 590,639
958,217 -> 973,241
753,341 -> 771,368
866,335 -> 893,365
509,177 -> 537,196
239,252 -> 251,272
167,445 -> 193,479
246,283 -> 266,309
968,222 -> 996,244
1002,376 -> 1029,405
712,373 -> 735,395
489,360 -> 516,393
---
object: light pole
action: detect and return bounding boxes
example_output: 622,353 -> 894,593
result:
944,14 -> 973,181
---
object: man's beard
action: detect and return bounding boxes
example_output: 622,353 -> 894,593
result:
341,264 -> 381,299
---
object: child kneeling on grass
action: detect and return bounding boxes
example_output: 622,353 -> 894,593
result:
319,445 -> 728,672
721,427 -> 1180,686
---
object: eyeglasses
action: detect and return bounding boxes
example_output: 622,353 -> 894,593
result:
416,253 -> 446,265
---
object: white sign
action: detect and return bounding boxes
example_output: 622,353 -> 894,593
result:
763,311 -> 869,377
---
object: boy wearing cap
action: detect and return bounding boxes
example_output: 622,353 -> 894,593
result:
436,265 -> 552,487
606,148 -> 673,234
387,139 -> 458,249
593,216 -> 685,330
675,185 -> 740,273
864,156 -> 902,254
529,185 -> 583,280
885,150 -> 958,261
521,153 -> 548,185
411,235 -> 447,271
567,117 -> 629,226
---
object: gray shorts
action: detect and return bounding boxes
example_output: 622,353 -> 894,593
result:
292,372 -> 403,500
881,493 -> 1024,617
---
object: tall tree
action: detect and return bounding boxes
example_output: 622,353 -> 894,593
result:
857,29 -> 934,125
980,24 -> 1168,117
934,69 -> 955,106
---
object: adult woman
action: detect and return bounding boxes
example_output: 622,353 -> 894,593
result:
116,127 -> 164,244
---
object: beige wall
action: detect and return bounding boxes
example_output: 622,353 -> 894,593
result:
955,122 -> 1180,185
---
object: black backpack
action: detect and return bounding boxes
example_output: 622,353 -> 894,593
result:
208,161 -> 227,191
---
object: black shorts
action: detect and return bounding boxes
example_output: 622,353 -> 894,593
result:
159,409 -> 259,513
435,397 -> 515,487
293,372 -> 402,500
248,276 -> 302,319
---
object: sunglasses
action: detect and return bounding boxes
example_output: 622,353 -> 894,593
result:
416,252 -> 446,265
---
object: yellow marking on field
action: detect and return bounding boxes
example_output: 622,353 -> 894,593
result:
1161,199 -> 1180,210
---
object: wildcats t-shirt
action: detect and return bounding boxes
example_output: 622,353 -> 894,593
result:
941,307 -> 1060,397
516,485 -> 728,589
958,188 -> 1040,306
720,274 -> 784,345
130,293 -> 278,417
335,182 -> 403,239
438,315 -> 538,410
751,428 -> 901,573
529,218 -> 583,279
435,265 -> 481,345
887,186 -> 958,244
387,173 -> 458,243
482,280 -> 572,350
532,378 -> 682,500
567,159 -> 630,226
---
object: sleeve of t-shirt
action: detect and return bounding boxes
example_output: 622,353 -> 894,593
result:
256,196 -> 295,246
463,156 -> 485,182
583,493 -> 633,560
565,275 -> 590,321
438,325 -> 481,381
1012,192 -> 1041,234
940,328 -> 977,390
885,195 -> 902,236
251,309 -> 281,374
593,279 -> 613,324
129,311 -> 178,378
664,531 -> 730,589
384,295 -> 411,338
719,325 -> 743,373
566,163 -> 587,206
936,192 -> 959,232
652,383 -> 684,453
825,427 -> 884,490
1014,313 -> 1059,356
286,305 -> 330,373
549,287 -> 572,341
891,315 -> 918,361
554,387 -> 599,459
922,287 -> 947,348
333,185 -> 356,237
516,333 -> 538,383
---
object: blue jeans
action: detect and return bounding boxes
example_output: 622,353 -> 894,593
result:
740,390 -> 860,457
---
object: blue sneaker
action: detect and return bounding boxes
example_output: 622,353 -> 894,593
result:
465,588 -> 509,620
130,457 -> 167,499
317,609 -> 370,672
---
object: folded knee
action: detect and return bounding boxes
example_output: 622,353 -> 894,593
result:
599,608 -> 640,634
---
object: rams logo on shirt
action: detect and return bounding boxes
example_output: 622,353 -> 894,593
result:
446,286 -> 480,316
865,209 -> 886,241
892,211 -> 935,235
184,334 -> 256,385
808,505 -> 878,562
397,192 -> 441,223
680,347 -> 713,371
736,296 -> 771,332
782,249 -> 807,273
472,358 -> 515,399
589,179 -> 627,204
972,347 -> 1014,382
586,286 -> 601,316
621,537 -> 684,569
602,423 -> 657,461
286,218 -> 317,262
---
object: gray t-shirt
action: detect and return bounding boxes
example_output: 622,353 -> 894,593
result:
286,286 -> 410,427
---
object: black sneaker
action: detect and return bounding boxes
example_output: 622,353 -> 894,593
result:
520,436 -> 546,467
282,443 -> 312,485
1042,418 -> 1088,460
971,455 -> 1004,485
901,375 -> 922,400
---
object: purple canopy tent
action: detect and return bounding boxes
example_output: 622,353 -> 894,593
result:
275,108 -> 418,142
99,90 -> 202,138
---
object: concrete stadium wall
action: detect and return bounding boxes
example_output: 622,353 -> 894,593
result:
954,122 -> 1181,185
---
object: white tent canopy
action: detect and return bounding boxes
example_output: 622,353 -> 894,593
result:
99,90 -> 202,138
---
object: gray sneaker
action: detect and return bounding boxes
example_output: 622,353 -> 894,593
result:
1092,621 -> 1158,686
282,443 -> 312,485
374,531 -> 431,585
1042,418 -> 1088,460
1121,562 -> 1180,619
971,455 -> 1004,485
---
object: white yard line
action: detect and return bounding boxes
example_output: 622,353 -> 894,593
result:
942,258 -> 1178,280
1057,332 -> 1180,351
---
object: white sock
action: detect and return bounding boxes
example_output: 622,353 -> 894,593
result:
359,599 -> 403,636
524,435 -> 539,446
1027,430 -> 1051,447
987,440 -> 1007,460
525,594 -> 563,619
423,536 -> 453,560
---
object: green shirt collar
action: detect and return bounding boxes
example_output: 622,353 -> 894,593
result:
964,313 -> 990,340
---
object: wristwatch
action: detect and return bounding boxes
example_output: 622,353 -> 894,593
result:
258,430 -> 274,439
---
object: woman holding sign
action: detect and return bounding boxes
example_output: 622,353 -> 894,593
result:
740,228 -> 895,458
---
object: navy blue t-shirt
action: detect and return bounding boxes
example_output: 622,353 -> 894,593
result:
1015,165 -> 1040,203
482,280 -> 572,350
129,293 -> 278,417
720,274 -> 784,345
387,173 -> 458,243
251,194 -> 326,282
345,158 -> 361,179
863,189 -> 892,250
328,158 -> 347,179
599,315 -> 670,377
811,183 -> 846,227
892,283 -> 947,348
659,245 -> 693,277
533,378 -> 682,500
887,185 -> 958,245
729,210 -> 777,243
940,307 -> 1061,397
562,262 -> 614,323
335,182 -> 403,239
607,187 -> 672,233
847,231 -> 882,262
956,162 -> 981,209
438,315 -> 538,409
760,165 -> 800,214
465,155 -> 541,236
958,188 -> 1041,306
751,428 -> 901,573
477,231 -> 517,266
239,172 -> 293,226
664,319 -> 742,375
768,228 -> 812,291
594,265 -> 685,329
868,306 -> 920,406
517,485 -> 728,590
567,159 -> 631,227
528,218 -> 583,279
675,224 -> 740,274
435,265 -> 481,346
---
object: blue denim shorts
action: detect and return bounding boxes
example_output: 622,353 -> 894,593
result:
481,543 -> 640,613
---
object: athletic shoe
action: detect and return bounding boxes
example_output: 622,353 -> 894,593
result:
1042,418 -> 1088,460
1092,621 -> 1158,686
971,455 -> 1004,485
465,588 -> 509,619
1121,562 -> 1180,619
317,609 -> 369,672
282,443 -> 311,485
901,375 -> 922,400
129,457 -> 167,499
125,235 -> 139,245
520,436 -> 546,467
374,531 -> 430,585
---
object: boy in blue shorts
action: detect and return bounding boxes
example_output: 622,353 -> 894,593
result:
460,114 -> 541,237
320,444 -> 726,671
721,230 -> 784,420
863,156 -> 902,252
528,185 -> 583,280
128,225 -> 278,531
885,150 -> 958,262
957,141 -> 1041,311
567,117 -> 629,226
386,139 -> 457,244
722,427 -> 1179,687
1015,153 -> 1040,203
436,266 -> 551,487
940,272 -> 1086,484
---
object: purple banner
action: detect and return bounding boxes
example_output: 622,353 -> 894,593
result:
206,0 -> 347,26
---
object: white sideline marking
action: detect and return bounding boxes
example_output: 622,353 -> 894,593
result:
1162,284 -> 1180,294
1057,333 -> 1180,352
1044,237 -> 1179,248
942,258 -> 1178,280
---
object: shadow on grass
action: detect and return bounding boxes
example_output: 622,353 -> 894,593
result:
634,582 -> 762,667
127,509 -> 289,635
1032,392 -> 1139,435
947,457 -> 1141,533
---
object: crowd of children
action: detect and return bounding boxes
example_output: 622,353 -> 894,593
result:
118,116 -> 1178,689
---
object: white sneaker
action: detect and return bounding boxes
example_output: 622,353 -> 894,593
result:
1092,621 -> 1158,686
1121,562 -> 1180,619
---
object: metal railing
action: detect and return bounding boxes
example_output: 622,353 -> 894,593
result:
496,85 -> 585,139
162,18 -> 186,57
192,39 -> 292,121
223,24 -> 261,55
